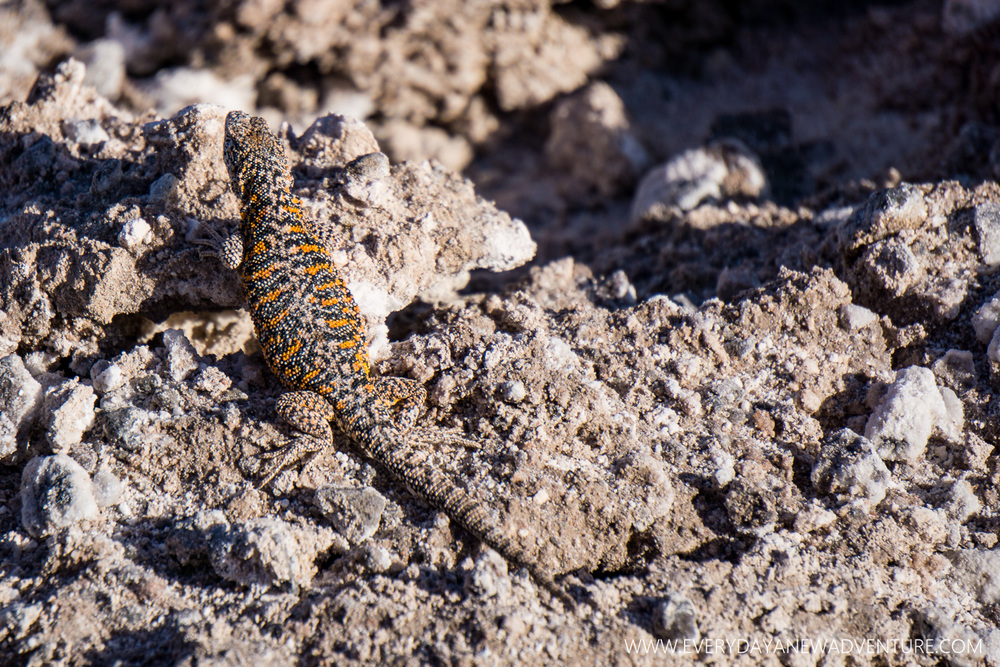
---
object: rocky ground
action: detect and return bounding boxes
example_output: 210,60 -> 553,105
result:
3,0 -> 1000,665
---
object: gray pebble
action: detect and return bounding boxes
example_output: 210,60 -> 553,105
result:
949,549 -> 1000,605
92,467 -> 122,508
357,543 -> 392,574
857,238 -> 923,297
500,380 -> 527,404
90,158 -> 122,198
76,38 -> 125,99
101,406 -> 150,452
653,595 -> 699,642
838,303 -> 877,331
203,514 -> 312,590
464,549 -> 511,601
865,366 -> 958,464
315,486 -> 387,544
162,329 -> 199,382
839,182 -> 927,257
973,201 -> 1000,265
148,173 -> 179,205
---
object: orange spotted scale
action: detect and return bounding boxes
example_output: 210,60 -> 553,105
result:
219,110 -> 573,607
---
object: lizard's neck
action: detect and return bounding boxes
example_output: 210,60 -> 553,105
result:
236,158 -> 300,242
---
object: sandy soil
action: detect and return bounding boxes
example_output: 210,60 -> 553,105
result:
2,0 -> 1000,665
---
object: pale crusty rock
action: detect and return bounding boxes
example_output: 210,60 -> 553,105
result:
0,354 -> 44,460
865,367 -> 961,464
42,377 -> 96,452
630,140 -> 767,224
196,511 -> 336,590
20,454 -> 99,537
811,429 -> 891,510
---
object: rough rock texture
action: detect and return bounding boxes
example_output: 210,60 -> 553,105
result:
4,2 -> 1000,666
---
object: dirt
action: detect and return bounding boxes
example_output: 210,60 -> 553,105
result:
2,0 -> 1000,665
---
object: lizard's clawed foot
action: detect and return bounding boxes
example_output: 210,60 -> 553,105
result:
256,435 -> 325,488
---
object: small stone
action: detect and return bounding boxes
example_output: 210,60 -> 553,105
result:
943,478 -> 981,523
193,366 -> 232,396
839,303 -> 878,331
61,118 -> 109,148
0,602 -> 43,641
932,350 -> 976,390
0,354 -> 44,453
20,454 -> 100,537
532,488 -> 550,505
76,38 -> 126,99
839,183 -> 928,257
724,477 -> 778,536
101,406 -> 150,452
90,158 -> 123,198
987,326 -> 1000,381
857,238 -> 924,297
0,414 -> 15,461
605,270 -> 637,302
358,543 -> 392,574
653,595 -> 699,642
314,486 -> 387,544
500,380 -> 527,404
915,607 -> 988,666
973,202 -> 1000,265
148,173 -> 179,204
631,140 -> 766,223
92,363 -> 125,394
162,329 -> 199,382
793,501 -> 837,533
545,81 -> 649,197
865,366 -> 957,464
711,448 -> 735,488
42,378 -> 96,452
92,467 -> 122,508
118,217 -> 151,252
921,277 -> 968,322
973,293 -> 1000,343
811,429 -> 891,509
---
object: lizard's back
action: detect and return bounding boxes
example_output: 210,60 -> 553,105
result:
222,111 -> 371,399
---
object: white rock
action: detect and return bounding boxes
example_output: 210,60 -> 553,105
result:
972,293 -> 1000,343
838,303 -> 878,331
42,378 -> 96,451
0,354 -> 44,456
864,366 -> 958,464
812,429 -> 891,509
20,455 -> 100,537
118,217 -> 151,251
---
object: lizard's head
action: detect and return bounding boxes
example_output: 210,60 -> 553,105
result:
223,110 -> 289,199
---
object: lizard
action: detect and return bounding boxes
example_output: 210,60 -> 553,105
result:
217,110 -> 574,607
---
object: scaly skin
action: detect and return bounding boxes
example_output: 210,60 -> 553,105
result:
220,110 -> 571,606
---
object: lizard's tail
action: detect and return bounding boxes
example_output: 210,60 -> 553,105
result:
365,428 -> 578,609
